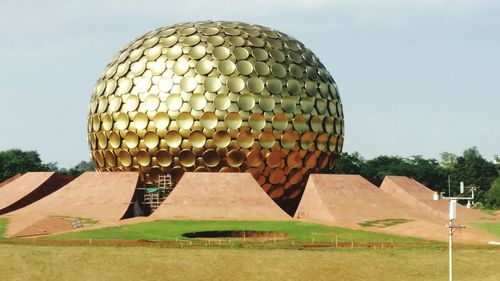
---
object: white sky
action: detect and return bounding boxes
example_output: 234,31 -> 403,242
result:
0,0 -> 498,167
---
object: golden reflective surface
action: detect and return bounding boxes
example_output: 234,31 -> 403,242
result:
88,21 -> 344,214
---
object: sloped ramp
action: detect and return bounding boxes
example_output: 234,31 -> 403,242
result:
294,174 -> 421,228
150,172 -> 290,220
0,174 -> 23,188
380,176 -> 487,222
0,172 -> 73,215
295,174 -> 496,243
4,172 -> 139,237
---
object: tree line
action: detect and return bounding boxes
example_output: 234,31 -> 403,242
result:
335,147 -> 500,208
1,147 -> 499,208
0,149 -> 94,181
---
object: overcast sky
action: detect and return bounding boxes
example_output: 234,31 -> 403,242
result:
0,0 -> 498,168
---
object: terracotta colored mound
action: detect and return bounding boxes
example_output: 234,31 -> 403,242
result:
14,216 -> 75,237
4,172 -> 139,237
0,172 -> 73,215
0,174 -> 23,188
294,174 -> 497,243
151,172 -> 290,220
380,176 -> 489,222
294,174 -> 424,227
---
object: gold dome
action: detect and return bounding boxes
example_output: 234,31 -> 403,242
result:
88,21 -> 344,214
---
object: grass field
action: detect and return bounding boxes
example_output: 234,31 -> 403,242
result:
470,223 -> 500,238
1,218 -> 499,280
479,209 -> 498,215
48,220 -> 425,244
0,244 -> 498,281
0,218 -> 6,240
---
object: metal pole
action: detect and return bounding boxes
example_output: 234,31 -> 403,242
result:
449,220 -> 453,281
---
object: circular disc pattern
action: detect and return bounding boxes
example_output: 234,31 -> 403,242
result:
88,21 -> 344,214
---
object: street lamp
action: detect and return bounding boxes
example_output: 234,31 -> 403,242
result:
432,182 -> 476,281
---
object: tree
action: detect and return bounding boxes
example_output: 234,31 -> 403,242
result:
448,147 -> 499,202
484,177 -> 500,208
359,155 -> 410,186
440,152 -> 458,170
494,155 -> 500,172
334,152 -> 364,174
67,160 -> 95,177
0,149 -> 50,182
406,156 -> 448,192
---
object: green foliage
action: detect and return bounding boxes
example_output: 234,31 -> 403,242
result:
470,222 -> 500,238
443,147 -> 498,202
0,149 -> 95,182
0,149 -> 50,182
439,152 -> 458,170
57,160 -> 95,177
49,220 -> 423,243
484,177 -> 500,208
334,152 -> 364,174
335,152 -> 447,190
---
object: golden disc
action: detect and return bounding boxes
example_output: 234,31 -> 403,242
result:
144,131 -> 159,148
104,150 -> 116,167
176,112 -> 194,129
237,93 -> 255,111
189,93 -> 207,110
224,112 -> 242,130
188,130 -> 206,148
200,112 -> 218,129
236,131 -> 254,148
137,150 -> 151,166
204,77 -> 222,92
213,94 -> 231,110
272,113 -> 288,131
118,150 -> 132,167
165,130 -> 182,147
247,149 -> 264,167
156,150 -> 173,166
124,131 -> 139,148
179,149 -> 196,167
109,131 -> 121,148
227,77 -> 245,93
115,112 -> 129,130
133,112 -> 149,130
248,113 -> 266,130
259,131 -> 275,148
259,95 -> 275,112
247,77 -> 264,93
153,112 -> 170,130
180,76 -> 198,92
202,149 -> 220,167
166,94 -> 183,111
226,150 -> 246,167
213,130 -> 231,147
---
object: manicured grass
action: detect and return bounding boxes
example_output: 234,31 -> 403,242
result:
0,218 -> 6,240
49,220 -> 425,244
479,209 -> 498,215
0,244 -> 498,281
470,223 -> 500,238
358,218 -> 412,228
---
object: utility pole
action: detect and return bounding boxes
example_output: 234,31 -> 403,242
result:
433,182 -> 475,281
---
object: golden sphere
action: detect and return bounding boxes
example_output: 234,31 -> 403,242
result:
88,21 -> 344,214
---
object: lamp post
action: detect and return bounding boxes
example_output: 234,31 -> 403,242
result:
432,182 -> 476,281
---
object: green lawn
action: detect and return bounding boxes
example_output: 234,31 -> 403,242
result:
479,209 -> 498,215
0,245 -> 498,281
470,223 -> 500,238
0,218 -> 6,240
49,220 -> 426,244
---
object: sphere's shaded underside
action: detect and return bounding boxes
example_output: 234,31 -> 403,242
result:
88,21 -> 344,214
